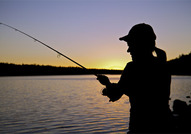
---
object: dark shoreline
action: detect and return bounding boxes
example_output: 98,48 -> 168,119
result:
1,62 -> 191,76
1,51 -> 191,76
0,63 -> 123,76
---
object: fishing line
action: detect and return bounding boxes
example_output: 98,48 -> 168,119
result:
0,22 -> 98,76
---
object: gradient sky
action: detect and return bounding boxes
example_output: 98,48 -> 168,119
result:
0,0 -> 191,69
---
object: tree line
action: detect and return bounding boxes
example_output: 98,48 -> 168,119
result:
0,52 -> 190,76
167,52 -> 191,75
0,63 -> 122,76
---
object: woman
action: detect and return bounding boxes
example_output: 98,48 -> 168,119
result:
97,23 -> 172,133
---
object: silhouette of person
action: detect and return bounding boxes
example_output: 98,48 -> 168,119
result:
97,23 -> 172,133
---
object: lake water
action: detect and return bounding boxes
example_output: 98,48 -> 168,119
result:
0,75 -> 191,134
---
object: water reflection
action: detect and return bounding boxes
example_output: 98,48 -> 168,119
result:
0,75 -> 190,133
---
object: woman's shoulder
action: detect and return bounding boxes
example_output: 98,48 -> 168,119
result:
126,61 -> 134,66
123,61 -> 136,72
124,61 -> 134,69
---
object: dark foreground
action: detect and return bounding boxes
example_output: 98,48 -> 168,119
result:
170,99 -> 191,133
127,99 -> 191,133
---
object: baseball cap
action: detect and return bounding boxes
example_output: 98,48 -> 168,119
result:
119,23 -> 156,42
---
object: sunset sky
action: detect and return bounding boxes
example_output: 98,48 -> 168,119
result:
0,0 -> 191,69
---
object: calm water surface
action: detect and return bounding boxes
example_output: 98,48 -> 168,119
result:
0,75 -> 190,134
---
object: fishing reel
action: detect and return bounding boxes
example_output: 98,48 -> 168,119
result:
102,83 -> 123,102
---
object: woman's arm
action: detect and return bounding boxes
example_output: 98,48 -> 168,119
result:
97,75 -> 111,88
97,75 -> 123,102
154,47 -> 167,62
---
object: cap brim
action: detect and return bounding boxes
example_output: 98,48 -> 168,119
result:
119,35 -> 128,41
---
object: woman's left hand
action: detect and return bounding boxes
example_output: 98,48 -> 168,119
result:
97,75 -> 111,86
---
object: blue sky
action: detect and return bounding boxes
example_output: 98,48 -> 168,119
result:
0,0 -> 191,69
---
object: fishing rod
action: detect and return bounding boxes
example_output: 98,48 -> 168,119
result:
0,22 -> 98,76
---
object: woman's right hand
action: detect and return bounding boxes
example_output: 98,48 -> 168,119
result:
154,47 -> 167,62
97,75 -> 111,86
